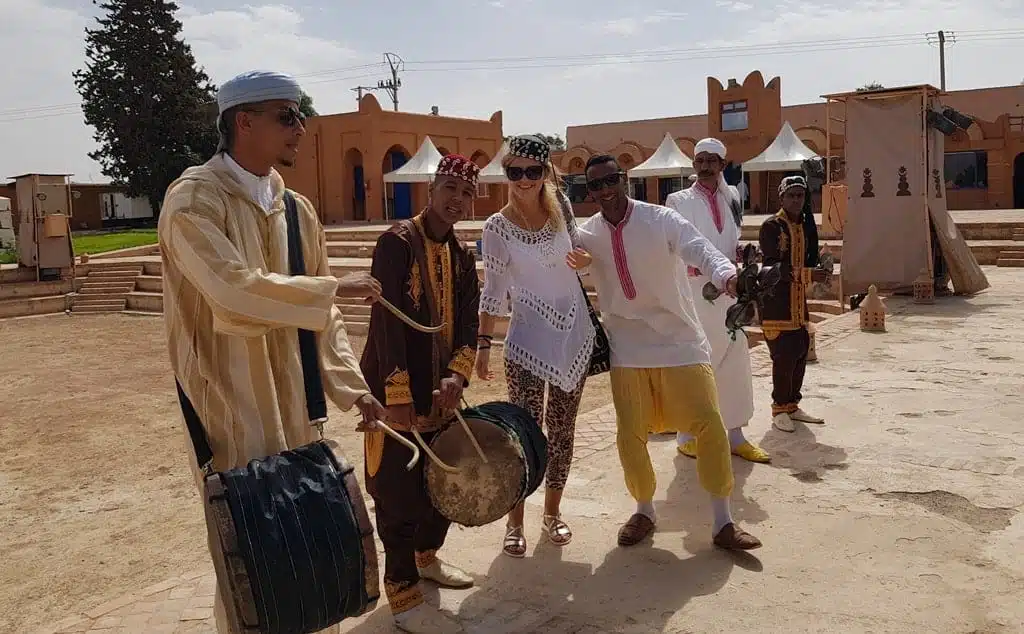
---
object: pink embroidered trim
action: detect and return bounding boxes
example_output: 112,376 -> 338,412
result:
695,182 -> 724,234
605,201 -> 637,300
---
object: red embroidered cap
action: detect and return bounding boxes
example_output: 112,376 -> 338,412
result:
436,154 -> 480,188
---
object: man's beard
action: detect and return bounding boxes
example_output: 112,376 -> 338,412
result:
278,156 -> 295,168
698,170 -> 714,178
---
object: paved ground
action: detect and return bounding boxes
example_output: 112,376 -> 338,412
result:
34,267 -> 1024,634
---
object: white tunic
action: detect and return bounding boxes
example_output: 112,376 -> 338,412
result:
576,200 -> 736,369
665,183 -> 754,429
479,213 -> 595,393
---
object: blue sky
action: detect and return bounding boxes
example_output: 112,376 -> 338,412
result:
1,0 -> 1022,182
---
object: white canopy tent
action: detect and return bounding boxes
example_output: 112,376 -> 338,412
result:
383,136 -> 444,183
477,141 -> 509,184
627,133 -> 695,178
741,121 -> 819,172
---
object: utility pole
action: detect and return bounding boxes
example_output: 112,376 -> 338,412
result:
377,52 -> 404,112
937,30 -> 946,91
927,30 -> 955,90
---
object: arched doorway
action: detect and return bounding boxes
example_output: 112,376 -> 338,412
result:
382,145 -> 412,219
1014,152 -> 1024,209
344,148 -> 365,221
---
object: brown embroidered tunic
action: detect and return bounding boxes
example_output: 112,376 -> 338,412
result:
359,213 -> 479,426
757,210 -> 812,340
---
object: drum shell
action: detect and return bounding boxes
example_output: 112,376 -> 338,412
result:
424,402 -> 547,528
203,439 -> 379,634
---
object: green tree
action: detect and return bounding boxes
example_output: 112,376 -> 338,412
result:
299,91 -> 318,118
856,82 -> 886,92
535,133 -> 566,151
73,0 -> 218,216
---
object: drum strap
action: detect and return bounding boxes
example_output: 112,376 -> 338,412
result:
175,189 -> 329,473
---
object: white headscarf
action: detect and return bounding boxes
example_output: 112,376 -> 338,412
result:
694,137 -> 727,160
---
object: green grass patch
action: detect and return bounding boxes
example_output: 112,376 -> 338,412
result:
72,229 -> 158,255
0,248 -> 15,264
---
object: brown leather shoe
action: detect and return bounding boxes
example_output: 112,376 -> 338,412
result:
617,513 -> 655,547
713,523 -> 762,550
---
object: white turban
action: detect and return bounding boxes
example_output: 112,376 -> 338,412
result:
694,137 -> 727,159
217,70 -> 302,115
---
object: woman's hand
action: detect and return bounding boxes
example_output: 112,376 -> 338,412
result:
566,248 -> 592,270
475,347 -> 494,381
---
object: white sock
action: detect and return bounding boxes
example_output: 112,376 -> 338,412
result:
710,497 -> 733,534
676,432 -> 693,446
728,428 -> 747,448
636,500 -> 656,522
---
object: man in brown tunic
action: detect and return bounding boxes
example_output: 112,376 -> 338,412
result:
360,154 -> 481,634
757,175 -> 828,433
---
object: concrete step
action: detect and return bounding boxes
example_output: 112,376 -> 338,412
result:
135,275 -> 162,293
85,274 -> 139,284
996,258 -> 1024,267
807,300 -> 845,315
73,297 -> 127,313
79,284 -> 134,295
998,250 -> 1024,258
87,268 -> 143,277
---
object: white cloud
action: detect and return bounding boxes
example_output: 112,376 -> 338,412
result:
716,1 -> 754,11
0,0 -> 1022,184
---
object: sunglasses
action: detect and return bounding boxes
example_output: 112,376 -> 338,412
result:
505,165 -> 545,181
586,172 -> 624,192
248,107 -> 306,128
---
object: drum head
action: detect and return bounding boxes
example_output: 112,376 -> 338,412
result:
424,417 -> 527,527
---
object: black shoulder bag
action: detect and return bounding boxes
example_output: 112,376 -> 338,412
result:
173,190 -> 379,633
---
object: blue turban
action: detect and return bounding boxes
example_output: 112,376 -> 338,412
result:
217,70 -> 302,115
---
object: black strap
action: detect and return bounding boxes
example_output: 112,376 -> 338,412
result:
176,189 -> 328,472
283,190 -> 328,423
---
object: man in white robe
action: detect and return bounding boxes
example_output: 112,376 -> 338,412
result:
160,70 -> 388,634
665,138 -> 770,464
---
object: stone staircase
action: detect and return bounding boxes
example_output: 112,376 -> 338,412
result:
72,264 -> 143,313
996,229 -> 1024,267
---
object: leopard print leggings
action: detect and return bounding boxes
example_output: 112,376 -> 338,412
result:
504,358 -> 586,490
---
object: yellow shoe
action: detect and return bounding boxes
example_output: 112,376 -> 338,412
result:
677,439 -> 697,458
732,441 -> 771,463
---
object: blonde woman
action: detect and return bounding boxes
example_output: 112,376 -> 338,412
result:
475,134 -> 596,558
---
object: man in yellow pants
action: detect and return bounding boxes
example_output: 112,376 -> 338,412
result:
568,155 -> 762,550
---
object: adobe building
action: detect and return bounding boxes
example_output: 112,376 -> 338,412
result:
559,71 -> 1024,215
278,94 -> 504,225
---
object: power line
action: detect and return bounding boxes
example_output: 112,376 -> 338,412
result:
1,30 -> 1021,124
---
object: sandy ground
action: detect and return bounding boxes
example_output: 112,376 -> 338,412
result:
0,314 -> 611,634
7,267 -> 1024,634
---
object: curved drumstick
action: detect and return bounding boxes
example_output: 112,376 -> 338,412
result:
453,409 -> 488,464
375,421 -> 421,470
412,429 -> 459,472
376,296 -> 445,333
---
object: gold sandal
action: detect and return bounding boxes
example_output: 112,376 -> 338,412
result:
502,525 -> 526,558
542,514 -> 572,546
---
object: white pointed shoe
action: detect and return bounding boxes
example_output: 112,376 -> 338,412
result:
417,559 -> 474,588
791,408 -> 825,424
772,412 -> 796,433
395,604 -> 465,634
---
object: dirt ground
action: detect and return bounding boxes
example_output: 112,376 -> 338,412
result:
0,314 -> 612,634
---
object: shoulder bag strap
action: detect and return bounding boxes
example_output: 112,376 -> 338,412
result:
283,190 -> 329,424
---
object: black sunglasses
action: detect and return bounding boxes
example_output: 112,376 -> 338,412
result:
506,165 -> 545,181
586,172 -> 624,192
248,107 -> 305,128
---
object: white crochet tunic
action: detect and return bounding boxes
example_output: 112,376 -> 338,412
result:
478,213 -> 595,393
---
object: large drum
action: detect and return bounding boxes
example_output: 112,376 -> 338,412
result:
204,439 -> 379,634
424,401 -> 547,527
